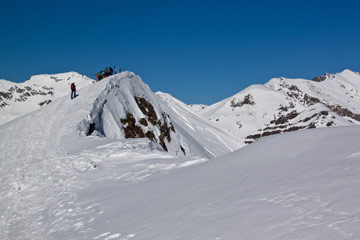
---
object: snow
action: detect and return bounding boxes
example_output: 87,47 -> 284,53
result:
1,70 -> 360,239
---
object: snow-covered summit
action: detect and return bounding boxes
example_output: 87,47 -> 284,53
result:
0,71 -> 94,125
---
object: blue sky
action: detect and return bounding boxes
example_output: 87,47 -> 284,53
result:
1,0 -> 359,104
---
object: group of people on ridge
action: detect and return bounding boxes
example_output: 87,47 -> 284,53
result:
95,66 -> 122,81
71,66 -> 123,99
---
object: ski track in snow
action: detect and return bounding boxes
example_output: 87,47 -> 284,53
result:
259,191 -> 359,239
0,96 -> 93,239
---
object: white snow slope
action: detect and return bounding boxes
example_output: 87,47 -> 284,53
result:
1,71 -> 360,239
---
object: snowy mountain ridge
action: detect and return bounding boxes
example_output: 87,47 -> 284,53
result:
77,72 -> 240,157
195,69 -> 360,144
0,72 -> 94,125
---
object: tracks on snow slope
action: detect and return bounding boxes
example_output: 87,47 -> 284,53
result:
0,77 -> 209,240
0,77 -> 114,239
0,93 -> 89,239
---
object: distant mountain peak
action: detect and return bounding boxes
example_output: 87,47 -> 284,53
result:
0,71 -> 94,125
196,69 -> 360,145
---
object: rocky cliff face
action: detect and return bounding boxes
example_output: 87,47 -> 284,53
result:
118,97 -> 179,153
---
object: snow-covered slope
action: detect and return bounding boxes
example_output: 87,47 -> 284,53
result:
75,125 -> 360,240
2,69 -> 360,239
2,98 -> 360,240
0,72 -> 94,125
197,69 -> 360,144
0,71 -> 241,239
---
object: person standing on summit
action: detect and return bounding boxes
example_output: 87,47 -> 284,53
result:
71,83 -> 77,99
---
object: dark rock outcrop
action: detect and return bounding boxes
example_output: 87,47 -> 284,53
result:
118,97 -> 178,152
230,94 -> 255,108
312,75 -> 327,82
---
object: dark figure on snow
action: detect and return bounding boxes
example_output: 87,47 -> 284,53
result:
71,83 -> 77,99
96,70 -> 103,81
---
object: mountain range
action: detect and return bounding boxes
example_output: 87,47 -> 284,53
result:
191,69 -> 360,143
2,69 -> 360,147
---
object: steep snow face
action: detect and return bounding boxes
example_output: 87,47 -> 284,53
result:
78,72 -> 237,157
0,72 -> 94,125
156,91 -> 243,153
197,69 -> 359,144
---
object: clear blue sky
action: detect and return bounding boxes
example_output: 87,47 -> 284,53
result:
1,0 -> 359,104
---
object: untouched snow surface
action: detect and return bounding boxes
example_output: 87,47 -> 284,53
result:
1,71 -> 360,239
74,126 -> 360,240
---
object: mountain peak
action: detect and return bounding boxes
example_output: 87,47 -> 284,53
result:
26,71 -> 93,85
196,69 -> 360,145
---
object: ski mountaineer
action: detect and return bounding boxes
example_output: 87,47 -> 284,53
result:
71,83 -> 77,99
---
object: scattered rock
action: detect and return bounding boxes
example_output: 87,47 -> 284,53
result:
134,96 -> 158,125
180,145 -> 186,155
38,100 -> 52,107
325,104 -> 360,122
270,110 -> 299,125
87,123 -> 96,136
312,75 -> 327,82
139,118 -> 148,126
230,94 -> 255,108
0,91 -> 12,100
